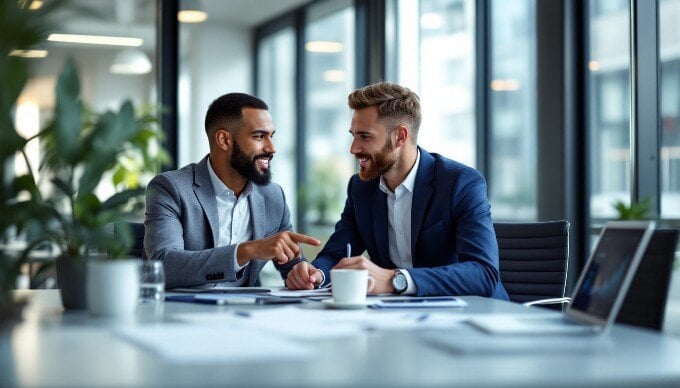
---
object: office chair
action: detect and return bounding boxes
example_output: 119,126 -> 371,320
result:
113,222 -> 146,259
616,229 -> 679,331
494,221 -> 570,310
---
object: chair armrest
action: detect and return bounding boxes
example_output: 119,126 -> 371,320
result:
523,297 -> 572,307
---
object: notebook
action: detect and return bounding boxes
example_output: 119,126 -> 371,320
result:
469,220 -> 656,335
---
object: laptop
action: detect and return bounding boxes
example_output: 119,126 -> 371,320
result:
469,220 -> 656,335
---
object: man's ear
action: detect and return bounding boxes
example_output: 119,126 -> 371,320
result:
394,125 -> 409,148
215,129 -> 232,151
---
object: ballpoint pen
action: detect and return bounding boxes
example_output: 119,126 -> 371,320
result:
346,242 -> 351,259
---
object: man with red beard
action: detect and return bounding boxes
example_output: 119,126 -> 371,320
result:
145,93 -> 320,289
285,83 -> 508,299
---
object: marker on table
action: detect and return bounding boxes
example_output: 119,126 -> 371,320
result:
346,243 -> 351,259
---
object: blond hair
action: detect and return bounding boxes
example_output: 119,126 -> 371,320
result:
348,82 -> 421,138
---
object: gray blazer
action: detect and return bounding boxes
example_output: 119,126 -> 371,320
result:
144,156 -> 302,289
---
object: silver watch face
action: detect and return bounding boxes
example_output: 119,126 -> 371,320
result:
392,272 -> 407,292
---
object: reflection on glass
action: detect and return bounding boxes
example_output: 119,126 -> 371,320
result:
178,0 -> 252,166
303,2 -> 355,241
17,0 -> 157,199
257,28 -> 297,225
659,0 -> 680,218
489,0 -> 537,220
387,0 -> 476,167
588,2 -> 630,218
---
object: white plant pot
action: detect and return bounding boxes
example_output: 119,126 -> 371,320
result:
87,259 -> 141,317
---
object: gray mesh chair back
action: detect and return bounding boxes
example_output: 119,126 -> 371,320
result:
113,222 -> 146,259
616,229 -> 679,331
495,221 -> 570,307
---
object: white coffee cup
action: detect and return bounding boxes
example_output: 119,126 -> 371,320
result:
330,269 -> 375,304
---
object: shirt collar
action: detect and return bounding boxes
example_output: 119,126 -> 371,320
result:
207,157 -> 252,198
379,149 -> 420,195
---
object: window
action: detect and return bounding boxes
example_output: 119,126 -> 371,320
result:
177,0 -> 253,167
15,0 -> 157,200
660,0 -> 680,218
587,1 -> 630,219
386,0 -> 477,168
303,0 -> 356,242
257,28 -> 297,225
488,0 -> 537,220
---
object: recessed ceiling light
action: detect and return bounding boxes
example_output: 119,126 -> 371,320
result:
9,49 -> 48,58
29,0 -> 43,10
490,79 -> 520,91
305,41 -> 343,53
48,34 -> 143,47
178,0 -> 208,23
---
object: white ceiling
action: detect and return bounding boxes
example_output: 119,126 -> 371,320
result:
204,0 -> 310,27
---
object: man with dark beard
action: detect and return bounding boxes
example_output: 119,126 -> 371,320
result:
145,93 -> 320,289
285,83 -> 508,299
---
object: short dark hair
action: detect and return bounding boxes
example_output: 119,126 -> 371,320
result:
204,93 -> 268,140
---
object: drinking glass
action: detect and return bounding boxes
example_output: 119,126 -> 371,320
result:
140,260 -> 165,303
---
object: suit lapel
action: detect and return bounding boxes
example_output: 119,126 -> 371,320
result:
371,185 -> 390,264
193,156 -> 220,246
248,185 -> 266,239
411,149 -> 435,265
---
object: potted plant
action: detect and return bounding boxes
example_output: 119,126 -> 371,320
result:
35,58 -> 167,314
0,0 -> 65,325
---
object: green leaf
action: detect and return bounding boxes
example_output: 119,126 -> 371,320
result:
51,177 -> 74,197
112,165 -> 127,187
100,188 -> 144,211
54,58 -> 83,163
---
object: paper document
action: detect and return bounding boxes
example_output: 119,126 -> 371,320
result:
371,296 -> 468,308
115,325 -> 312,363
166,294 -> 305,305
174,307 -> 469,340
269,287 -> 332,298
170,286 -> 273,294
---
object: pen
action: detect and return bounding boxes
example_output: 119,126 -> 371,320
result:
346,242 -> 351,259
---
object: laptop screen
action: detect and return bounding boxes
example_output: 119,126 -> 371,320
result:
569,224 -> 653,322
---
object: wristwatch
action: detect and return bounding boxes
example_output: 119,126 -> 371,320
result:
391,269 -> 408,294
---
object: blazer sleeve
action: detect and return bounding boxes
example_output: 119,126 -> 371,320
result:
409,170 -> 502,297
312,178 -> 365,284
144,174 -> 239,289
271,186 -> 305,279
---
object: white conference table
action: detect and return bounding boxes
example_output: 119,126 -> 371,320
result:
2,290 -> 680,387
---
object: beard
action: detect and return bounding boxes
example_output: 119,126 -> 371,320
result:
230,140 -> 273,185
356,139 -> 398,181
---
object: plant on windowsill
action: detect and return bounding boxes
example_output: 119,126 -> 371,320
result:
612,197 -> 651,220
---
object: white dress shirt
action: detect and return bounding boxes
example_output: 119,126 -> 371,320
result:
377,150 -> 420,295
205,159 -> 252,287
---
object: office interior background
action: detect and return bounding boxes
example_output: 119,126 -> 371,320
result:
11,0 -> 680,297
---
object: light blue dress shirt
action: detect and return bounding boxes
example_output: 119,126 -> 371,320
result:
204,158 -> 252,287
377,150 -> 420,295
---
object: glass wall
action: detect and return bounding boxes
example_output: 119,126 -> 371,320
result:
17,0 -> 157,200
303,0 -> 356,242
387,0 -> 477,167
488,0 -> 537,220
587,0 -> 630,219
177,0 -> 253,167
257,28 -> 297,225
660,0 -> 680,218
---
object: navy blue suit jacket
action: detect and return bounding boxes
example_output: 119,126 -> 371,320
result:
313,148 -> 508,299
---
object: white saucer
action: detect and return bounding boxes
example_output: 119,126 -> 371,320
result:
321,298 -> 368,310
